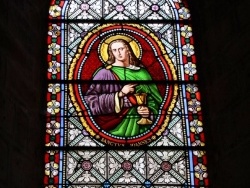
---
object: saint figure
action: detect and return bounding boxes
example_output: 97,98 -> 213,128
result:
84,39 -> 162,137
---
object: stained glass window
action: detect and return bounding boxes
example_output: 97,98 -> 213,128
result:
45,0 -> 209,187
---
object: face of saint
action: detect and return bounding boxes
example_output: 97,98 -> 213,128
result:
110,42 -> 129,64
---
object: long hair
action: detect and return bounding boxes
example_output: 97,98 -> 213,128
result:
107,39 -> 141,66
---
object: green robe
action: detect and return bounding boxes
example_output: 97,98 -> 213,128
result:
109,66 -> 162,137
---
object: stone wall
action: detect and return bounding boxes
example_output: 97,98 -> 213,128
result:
0,0 -> 249,187
190,1 -> 250,187
0,1 -> 49,187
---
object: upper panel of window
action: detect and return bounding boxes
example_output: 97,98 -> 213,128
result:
49,0 -> 191,20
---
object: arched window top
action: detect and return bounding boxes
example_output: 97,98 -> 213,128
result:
49,0 -> 191,20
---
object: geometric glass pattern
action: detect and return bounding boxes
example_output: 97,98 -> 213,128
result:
45,0 -> 209,187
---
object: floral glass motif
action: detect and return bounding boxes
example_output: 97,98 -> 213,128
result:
46,0 -> 208,187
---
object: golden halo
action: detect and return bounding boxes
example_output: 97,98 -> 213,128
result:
100,34 -> 141,63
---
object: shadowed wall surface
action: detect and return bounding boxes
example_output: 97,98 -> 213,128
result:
0,0 -> 249,187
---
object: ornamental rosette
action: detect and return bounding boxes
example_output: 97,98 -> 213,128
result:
48,61 -> 60,74
188,99 -> 201,113
48,43 -> 60,56
182,44 -> 195,57
184,62 -> 197,76
45,162 -> 59,177
194,163 -> 208,180
186,84 -> 198,93
178,7 -> 190,19
48,84 -> 60,94
48,24 -> 60,38
46,120 -> 60,135
181,25 -> 192,38
190,120 -> 203,133
47,100 -> 60,114
49,5 -> 61,17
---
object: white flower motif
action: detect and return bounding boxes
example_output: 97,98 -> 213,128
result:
69,128 -> 81,141
184,62 -> 197,76
178,7 -> 190,19
172,160 -> 186,177
77,171 -> 96,182
148,12 -> 162,20
134,158 -> 145,174
93,158 -> 105,175
182,44 -> 195,56
48,24 -> 60,38
194,163 -> 208,180
126,1 -> 137,15
78,23 -> 94,31
49,5 -> 61,17
118,171 -> 136,183
69,1 -> 79,14
148,157 -> 160,174
113,13 -> 128,20
156,151 -> 175,161
139,2 -> 148,15
181,25 -> 192,38
188,99 -> 201,113
170,122 -> 183,141
48,43 -> 60,56
92,1 -> 101,14
163,29 -> 173,43
158,173 -> 177,183
118,151 -> 135,160
78,151 -> 96,160
190,120 -> 203,133
67,157 -> 77,174
45,162 -> 59,177
69,28 -> 80,43
109,157 -> 120,174
157,136 -> 175,146
77,11 -> 93,19
161,3 -> 172,17
78,137 -> 96,146
48,61 -> 60,74
148,24 -> 163,31
104,2 -> 112,14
